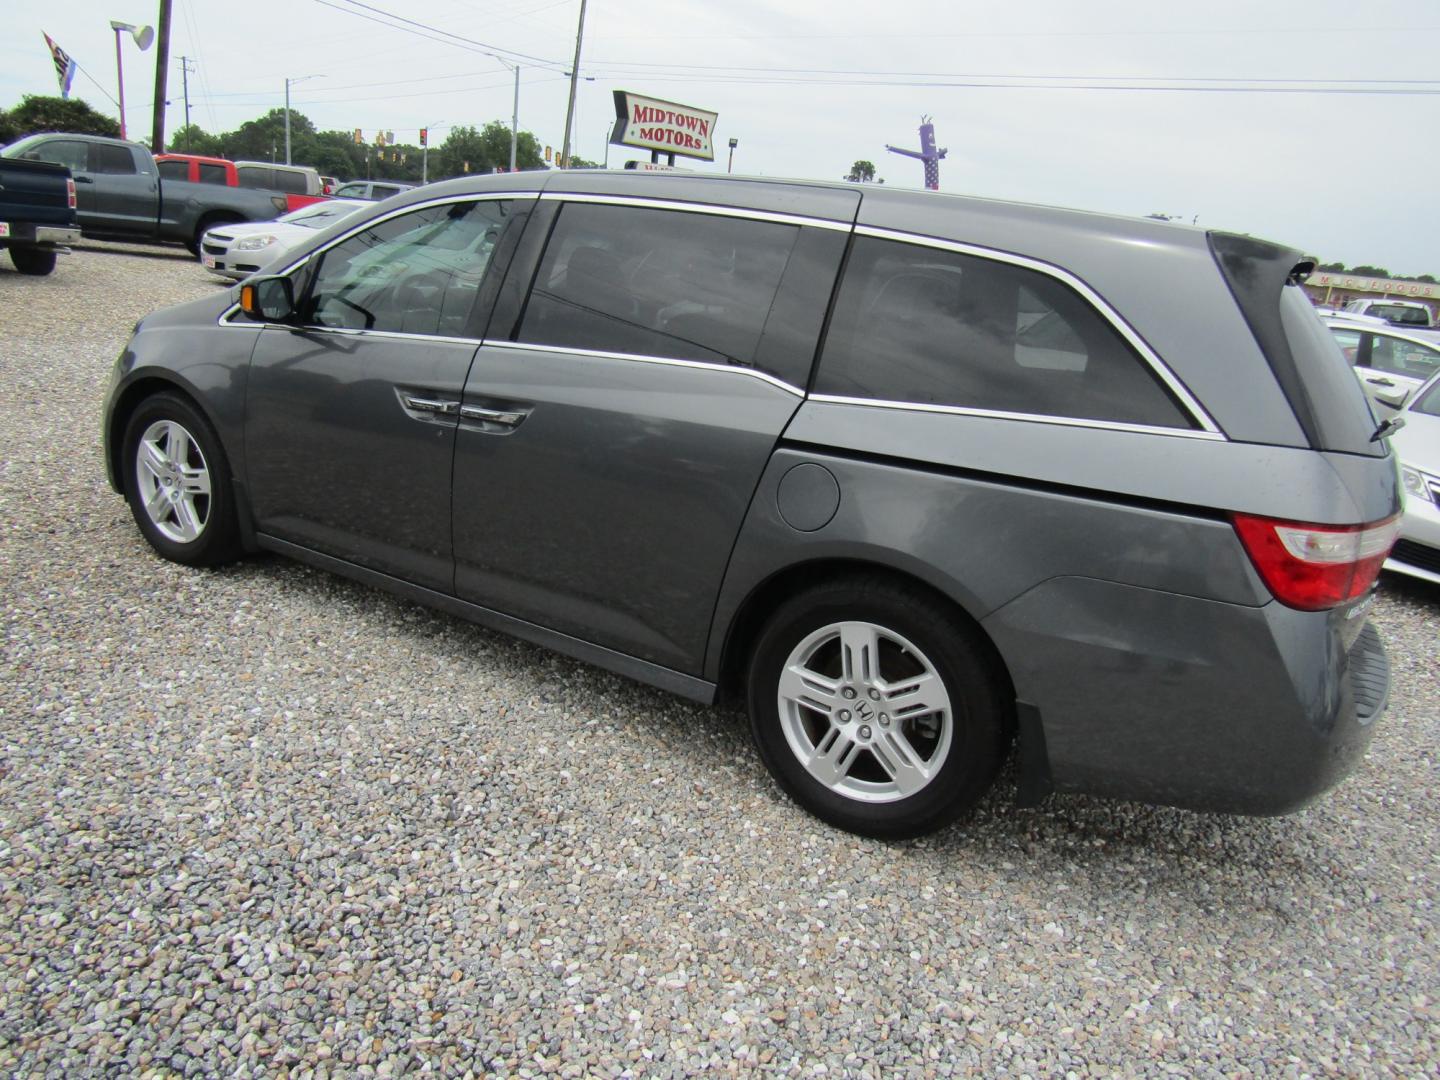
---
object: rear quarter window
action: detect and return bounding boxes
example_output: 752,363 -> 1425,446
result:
198,163 -> 228,185
815,235 -> 1195,429
236,166 -> 271,189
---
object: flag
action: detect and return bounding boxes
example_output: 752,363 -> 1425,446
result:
42,32 -> 77,99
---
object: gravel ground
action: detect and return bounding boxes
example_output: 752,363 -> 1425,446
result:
0,245 -> 1437,1078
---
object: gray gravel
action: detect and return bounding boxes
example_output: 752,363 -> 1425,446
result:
0,244 -> 1437,1077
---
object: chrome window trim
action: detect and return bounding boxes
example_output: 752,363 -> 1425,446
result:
807,393 -> 1227,441
851,224 -> 1224,437
490,339 -> 806,397
218,191 -> 538,327
538,191 -> 853,233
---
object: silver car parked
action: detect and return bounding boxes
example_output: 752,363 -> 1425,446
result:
102,172 -> 1401,838
1325,315 -> 1440,410
1385,371 -> 1440,585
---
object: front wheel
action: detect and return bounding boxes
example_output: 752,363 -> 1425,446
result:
747,578 -> 1011,839
121,393 -> 240,566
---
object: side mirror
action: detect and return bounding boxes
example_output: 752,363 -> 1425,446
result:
239,275 -> 295,322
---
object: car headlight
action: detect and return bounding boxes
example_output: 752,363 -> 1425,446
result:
235,235 -> 278,251
1400,464 -> 1434,504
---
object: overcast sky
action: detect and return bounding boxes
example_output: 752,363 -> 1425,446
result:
4,1 -> 1436,275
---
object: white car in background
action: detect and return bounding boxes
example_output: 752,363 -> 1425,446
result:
1323,315 -> 1440,411
1386,370 -> 1440,586
199,199 -> 368,280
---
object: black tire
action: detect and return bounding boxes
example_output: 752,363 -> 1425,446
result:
10,246 -> 57,276
746,577 -> 1012,839
121,392 -> 241,567
189,215 -> 241,257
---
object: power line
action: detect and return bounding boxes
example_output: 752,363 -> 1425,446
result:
320,0 -> 565,69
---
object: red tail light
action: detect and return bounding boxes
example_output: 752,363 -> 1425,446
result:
66,177 -> 76,210
1232,513 -> 1401,611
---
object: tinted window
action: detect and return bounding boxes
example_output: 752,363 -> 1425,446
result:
272,169 -> 308,194
816,235 -> 1194,429
519,202 -> 799,372
26,140 -> 89,172
373,185 -> 401,198
157,159 -> 189,180
198,163 -> 228,185
1413,377 -> 1440,417
92,144 -> 137,175
1330,327 -> 1362,363
302,200 -> 510,337
236,166 -> 271,189
334,183 -> 367,198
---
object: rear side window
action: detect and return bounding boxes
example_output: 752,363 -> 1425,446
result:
1367,333 -> 1440,381
815,235 -> 1195,429
157,159 -> 188,180
92,144 -> 137,175
518,202 -> 800,375
272,169 -> 308,194
198,163 -> 228,185
236,166 -> 271,189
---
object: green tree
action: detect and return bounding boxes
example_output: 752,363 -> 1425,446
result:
169,124 -> 225,156
0,94 -> 120,140
844,159 -> 877,183
1349,265 -> 1390,279
1317,261 -> 1346,272
435,121 -> 544,180
1415,274 -> 1436,284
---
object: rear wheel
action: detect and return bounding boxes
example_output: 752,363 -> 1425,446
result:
121,393 -> 240,566
747,578 -> 1011,839
10,246 -> 57,276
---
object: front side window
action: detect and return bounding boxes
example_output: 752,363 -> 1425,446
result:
300,199 -> 510,337
157,159 -> 188,180
334,183 -> 367,198
198,163 -> 228,185
815,235 -> 1194,429
518,202 -> 799,371
24,140 -> 89,172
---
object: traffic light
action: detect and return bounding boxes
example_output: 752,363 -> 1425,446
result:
419,127 -> 427,147
353,128 -> 362,144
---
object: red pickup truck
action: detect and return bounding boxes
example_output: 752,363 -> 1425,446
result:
154,154 -> 328,213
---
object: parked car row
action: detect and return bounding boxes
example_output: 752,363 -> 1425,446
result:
200,198 -> 368,279
103,170 -> 1401,838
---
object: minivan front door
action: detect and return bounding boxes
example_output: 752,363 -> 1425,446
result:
244,196 -> 523,591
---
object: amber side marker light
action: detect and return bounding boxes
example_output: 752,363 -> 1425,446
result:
1232,513 -> 1402,611
239,283 -> 257,316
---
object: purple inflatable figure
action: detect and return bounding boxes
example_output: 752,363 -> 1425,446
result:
886,116 -> 947,191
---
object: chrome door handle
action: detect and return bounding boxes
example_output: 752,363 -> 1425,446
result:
1366,377 -> 1396,387
402,394 -> 458,414
459,404 -> 525,426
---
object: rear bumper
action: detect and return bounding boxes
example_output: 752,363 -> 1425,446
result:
982,578 -> 1387,815
0,223 -> 81,248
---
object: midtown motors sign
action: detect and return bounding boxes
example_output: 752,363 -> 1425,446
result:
611,91 -> 718,162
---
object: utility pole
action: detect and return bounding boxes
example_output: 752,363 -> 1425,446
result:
510,64 -> 519,173
150,0 -> 173,152
284,74 -> 323,165
559,0 -> 588,169
177,56 -> 195,146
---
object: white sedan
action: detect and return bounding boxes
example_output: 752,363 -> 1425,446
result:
199,199 -> 369,280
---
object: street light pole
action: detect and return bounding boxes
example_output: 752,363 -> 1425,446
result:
559,0 -> 589,169
284,74 -> 323,165
728,137 -> 738,173
510,64 -> 519,173
109,20 -> 153,140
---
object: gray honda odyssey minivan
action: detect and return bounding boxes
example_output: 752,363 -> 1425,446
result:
103,171 -> 1400,838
